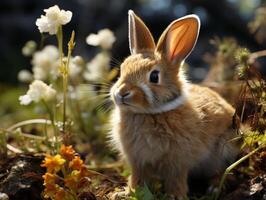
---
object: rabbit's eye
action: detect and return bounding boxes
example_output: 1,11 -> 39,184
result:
149,70 -> 159,83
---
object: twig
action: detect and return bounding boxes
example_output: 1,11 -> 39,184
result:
0,128 -> 45,140
85,166 -> 126,184
87,162 -> 124,170
6,144 -> 23,153
214,144 -> 265,200
7,119 -> 52,132
248,50 -> 266,64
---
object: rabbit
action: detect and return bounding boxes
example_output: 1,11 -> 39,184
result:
109,10 -> 239,199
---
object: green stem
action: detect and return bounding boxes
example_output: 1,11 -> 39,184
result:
73,97 -> 88,136
0,130 -> 7,160
214,145 -> 264,200
63,71 -> 68,134
62,31 -> 75,137
42,100 -> 59,153
57,26 -> 63,68
56,25 -> 67,135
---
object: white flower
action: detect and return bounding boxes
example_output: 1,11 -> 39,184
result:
19,95 -> 32,105
18,70 -> 33,82
84,53 -> 110,81
36,5 -> 72,35
72,56 -> 85,66
22,40 -> 37,56
69,56 -> 84,78
32,45 -> 59,80
69,84 -> 95,100
61,56 -> 84,79
86,29 -> 116,49
19,80 -> 56,105
32,66 -> 47,80
36,15 -> 49,33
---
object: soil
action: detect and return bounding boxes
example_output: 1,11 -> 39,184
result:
0,150 -> 265,200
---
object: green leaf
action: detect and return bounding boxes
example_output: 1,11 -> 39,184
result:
129,183 -> 154,200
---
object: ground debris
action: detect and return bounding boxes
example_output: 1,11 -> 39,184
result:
79,191 -> 97,200
249,175 -> 266,199
222,174 -> 266,200
0,154 -> 126,200
0,154 -> 44,200
0,192 -> 9,200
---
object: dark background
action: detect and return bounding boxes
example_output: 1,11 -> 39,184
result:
0,0 -> 265,84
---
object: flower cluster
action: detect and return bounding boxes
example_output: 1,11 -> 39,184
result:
84,52 -> 110,82
32,45 -> 59,80
19,45 -> 86,82
36,5 -> 72,35
86,28 -> 116,50
17,5 -> 118,192
15,5 -> 120,199
19,80 -> 56,105
42,145 -> 89,200
19,6 -> 117,87
18,5 -> 118,148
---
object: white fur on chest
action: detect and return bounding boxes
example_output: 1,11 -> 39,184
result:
110,108 -> 172,166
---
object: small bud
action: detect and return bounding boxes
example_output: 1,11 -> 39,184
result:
18,70 -> 33,83
22,40 -> 37,56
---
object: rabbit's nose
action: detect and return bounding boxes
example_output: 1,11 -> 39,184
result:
115,83 -> 133,104
117,91 -> 132,100
120,92 -> 131,98
115,90 -> 133,104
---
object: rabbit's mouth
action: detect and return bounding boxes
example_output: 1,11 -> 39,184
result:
117,100 -> 131,107
114,99 -> 140,112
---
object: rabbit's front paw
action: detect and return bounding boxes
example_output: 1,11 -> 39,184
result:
168,194 -> 187,200
165,178 -> 188,200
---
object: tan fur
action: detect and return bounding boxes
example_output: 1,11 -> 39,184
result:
109,11 -> 239,199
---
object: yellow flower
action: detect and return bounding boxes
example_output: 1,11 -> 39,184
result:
69,156 -> 84,170
41,154 -> 66,173
42,173 -> 60,199
43,183 -> 59,199
64,170 -> 80,190
43,172 -> 57,185
60,144 -> 75,161
55,188 -> 67,200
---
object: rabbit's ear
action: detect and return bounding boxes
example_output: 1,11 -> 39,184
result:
128,10 -> 155,54
156,15 -> 200,65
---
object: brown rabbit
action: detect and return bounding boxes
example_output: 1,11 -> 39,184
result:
109,10 -> 239,199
